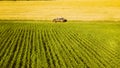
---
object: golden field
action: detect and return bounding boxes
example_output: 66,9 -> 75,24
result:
0,0 -> 120,20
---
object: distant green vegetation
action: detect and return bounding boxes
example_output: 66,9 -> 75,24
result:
0,21 -> 120,68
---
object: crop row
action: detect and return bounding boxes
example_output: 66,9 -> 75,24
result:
0,22 -> 120,68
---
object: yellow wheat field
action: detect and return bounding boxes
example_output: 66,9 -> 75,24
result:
0,0 -> 120,20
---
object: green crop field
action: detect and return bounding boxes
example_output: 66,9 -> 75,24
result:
0,20 -> 120,68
